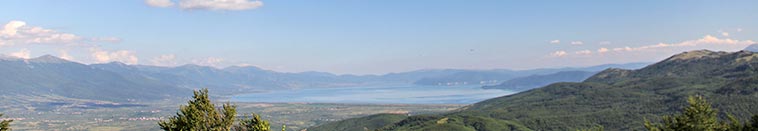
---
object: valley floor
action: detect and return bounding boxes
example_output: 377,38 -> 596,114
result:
0,101 -> 463,131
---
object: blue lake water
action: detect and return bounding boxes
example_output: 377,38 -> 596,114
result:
230,85 -> 516,104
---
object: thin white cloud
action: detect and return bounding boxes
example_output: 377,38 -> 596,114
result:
549,40 -> 560,44
612,35 -> 755,52
598,41 -> 611,45
574,50 -> 592,55
179,0 -> 263,11
550,51 -> 567,57
146,0 -> 175,7
0,20 -> 119,47
236,63 -> 254,67
737,28 -> 743,32
612,46 -> 632,52
9,48 -> 31,59
90,48 -> 139,64
597,48 -> 609,53
59,50 -> 74,60
150,54 -> 178,66
1,21 -> 25,36
90,37 -> 122,43
570,41 -> 583,45
551,35 -> 757,58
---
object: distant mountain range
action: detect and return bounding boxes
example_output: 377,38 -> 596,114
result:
308,49 -> 758,131
745,44 -> 758,52
411,63 -> 649,86
482,71 -> 598,91
0,54 -> 648,103
0,55 -> 187,102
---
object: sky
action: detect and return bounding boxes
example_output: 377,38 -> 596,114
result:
1,0 -> 757,75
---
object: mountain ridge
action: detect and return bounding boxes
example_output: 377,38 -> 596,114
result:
308,50 -> 758,131
745,44 -> 758,52
1,54 -> 651,105
483,71 -> 597,91
0,56 -> 189,103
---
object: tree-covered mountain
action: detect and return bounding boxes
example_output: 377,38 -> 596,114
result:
482,71 -> 597,91
308,50 -> 758,131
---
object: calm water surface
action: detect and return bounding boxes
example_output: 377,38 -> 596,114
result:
231,85 -> 515,104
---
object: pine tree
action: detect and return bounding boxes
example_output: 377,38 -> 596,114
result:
159,88 -> 282,131
234,113 -> 270,131
0,113 -> 12,131
726,114 -> 743,131
159,89 -> 237,131
576,125 -> 603,131
644,95 -> 732,131
745,115 -> 758,131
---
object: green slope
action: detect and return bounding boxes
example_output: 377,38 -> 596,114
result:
312,50 -> 758,131
307,114 -> 409,131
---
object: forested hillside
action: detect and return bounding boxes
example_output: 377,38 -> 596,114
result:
309,50 -> 758,131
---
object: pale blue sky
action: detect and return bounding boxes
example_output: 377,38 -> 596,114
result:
1,0 -> 757,74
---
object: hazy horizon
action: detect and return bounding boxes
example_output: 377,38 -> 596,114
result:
1,53 -> 655,76
2,0 -> 757,74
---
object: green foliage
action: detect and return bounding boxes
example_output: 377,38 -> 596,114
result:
746,115 -> 758,130
723,115 -> 758,131
576,125 -> 604,131
726,114 -> 743,131
307,114 -> 408,131
158,88 -> 280,131
643,95 -> 758,131
644,95 -> 731,131
158,89 -> 237,131
1,113 -> 12,131
378,114 -> 532,131
235,113 -> 270,131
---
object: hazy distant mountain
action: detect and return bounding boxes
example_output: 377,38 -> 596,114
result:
92,63 -> 253,94
412,70 -> 519,86
411,62 -> 649,86
0,54 -> 652,103
483,71 -> 597,91
94,63 -> 295,94
310,50 -> 758,131
92,63 -> 393,94
0,55 -> 189,102
93,60 -> 651,94
745,44 -> 758,52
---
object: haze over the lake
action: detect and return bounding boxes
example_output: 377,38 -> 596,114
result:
232,85 -> 516,104
1,1 -> 757,74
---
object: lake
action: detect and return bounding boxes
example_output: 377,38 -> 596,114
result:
231,85 -> 516,104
